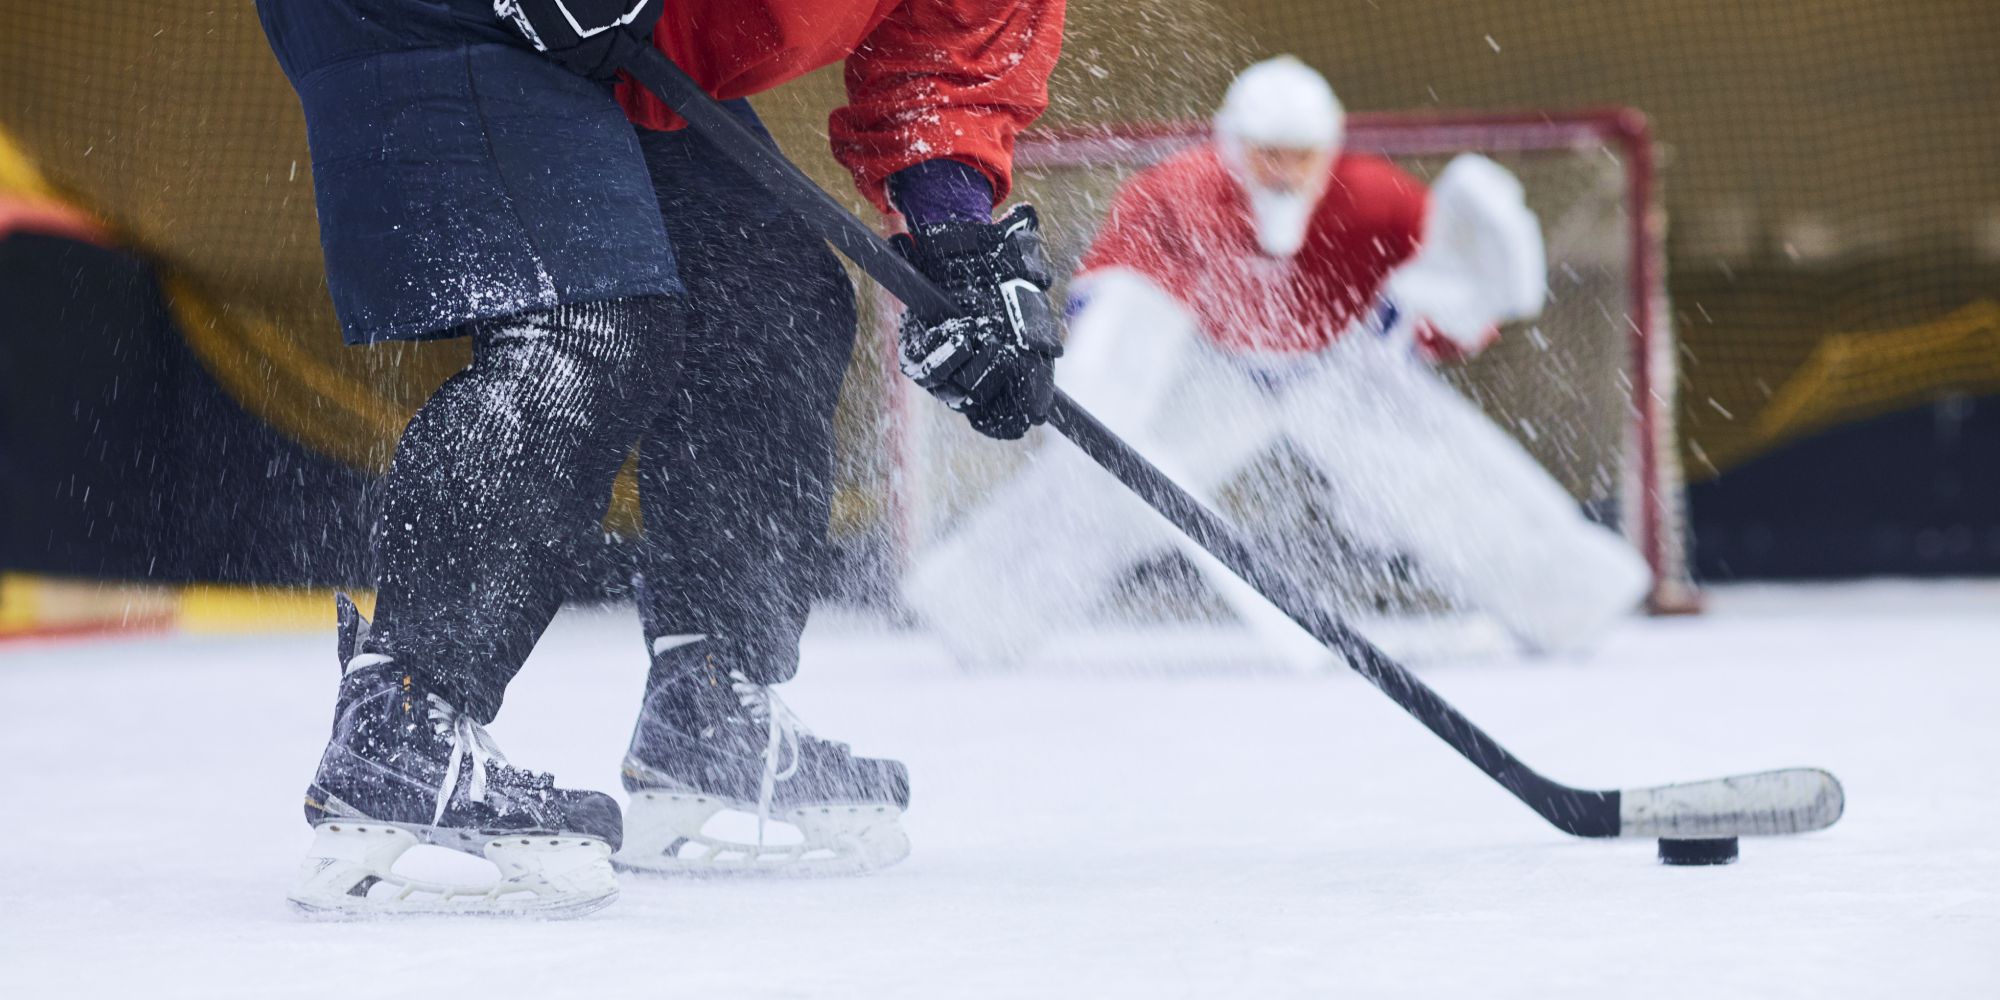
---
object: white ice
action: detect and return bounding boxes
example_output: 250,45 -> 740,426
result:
2,581 -> 1996,998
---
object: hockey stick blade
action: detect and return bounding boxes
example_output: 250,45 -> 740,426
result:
619,46 -> 1846,843
1617,767 -> 1844,838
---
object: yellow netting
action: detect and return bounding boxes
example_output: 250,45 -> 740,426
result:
1752,300 -> 2000,454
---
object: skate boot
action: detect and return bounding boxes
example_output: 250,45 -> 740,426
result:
288,594 -> 622,918
615,634 -> 911,876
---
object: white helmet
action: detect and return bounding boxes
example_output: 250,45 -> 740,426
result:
1214,56 -> 1345,153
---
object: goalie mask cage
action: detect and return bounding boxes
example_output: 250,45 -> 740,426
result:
866,108 -> 1697,634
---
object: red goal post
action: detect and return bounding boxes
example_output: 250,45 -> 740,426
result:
875,108 -> 1697,617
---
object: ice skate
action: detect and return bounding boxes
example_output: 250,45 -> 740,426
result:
288,595 -> 623,918
615,635 -> 911,877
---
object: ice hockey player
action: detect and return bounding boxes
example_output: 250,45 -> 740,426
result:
904,56 -> 1650,669
257,0 -> 1066,915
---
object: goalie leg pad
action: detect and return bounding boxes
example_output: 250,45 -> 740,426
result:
1283,341 -> 1650,653
288,822 -> 618,919
614,791 -> 910,878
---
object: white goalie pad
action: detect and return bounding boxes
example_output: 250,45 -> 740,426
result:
614,790 -> 910,877
288,821 -> 618,919
1384,154 -> 1548,350
1274,336 -> 1650,653
1056,269 -> 1205,438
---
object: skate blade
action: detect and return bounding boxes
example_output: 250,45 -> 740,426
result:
287,821 -> 619,919
614,790 -> 910,878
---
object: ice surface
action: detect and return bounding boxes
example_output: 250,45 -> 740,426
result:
2,581 -> 1996,999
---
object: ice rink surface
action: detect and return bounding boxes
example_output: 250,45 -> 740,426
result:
2,581 -> 1996,999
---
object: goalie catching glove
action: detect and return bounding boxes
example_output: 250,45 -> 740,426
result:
892,205 -> 1064,440
494,0 -> 665,80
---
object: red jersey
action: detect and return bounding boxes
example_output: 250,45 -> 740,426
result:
1077,143 -> 1428,355
617,0 -> 1065,214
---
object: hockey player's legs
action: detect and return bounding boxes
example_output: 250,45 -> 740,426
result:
628,115 -> 857,688
258,3 -> 687,913
615,121 -> 909,875
368,297 -> 682,721
296,297 -> 679,917
1281,340 -> 1650,652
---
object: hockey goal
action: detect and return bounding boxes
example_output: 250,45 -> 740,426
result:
865,109 -> 1695,644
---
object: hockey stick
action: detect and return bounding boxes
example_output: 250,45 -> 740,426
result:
620,47 -> 1843,840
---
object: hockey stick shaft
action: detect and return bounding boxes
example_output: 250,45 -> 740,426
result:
620,47 -> 1838,839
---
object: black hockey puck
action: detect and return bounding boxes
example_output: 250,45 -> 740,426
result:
1658,837 -> 1739,866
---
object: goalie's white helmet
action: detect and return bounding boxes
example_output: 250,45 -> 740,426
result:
1214,56 -> 1345,154
1214,57 -> 1346,257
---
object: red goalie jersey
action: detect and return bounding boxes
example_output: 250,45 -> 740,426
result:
1076,142 -> 1432,356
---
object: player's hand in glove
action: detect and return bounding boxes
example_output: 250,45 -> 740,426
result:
891,205 -> 1064,440
494,0 -> 666,80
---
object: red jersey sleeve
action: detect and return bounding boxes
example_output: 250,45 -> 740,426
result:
1314,155 -> 1428,319
1076,169 -> 1190,296
1382,164 -> 1428,267
830,0 -> 1066,214
1347,155 -> 1429,273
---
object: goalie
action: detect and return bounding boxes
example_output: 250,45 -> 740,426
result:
904,57 -> 1650,665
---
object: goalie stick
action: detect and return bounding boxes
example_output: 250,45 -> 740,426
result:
619,47 -> 1844,841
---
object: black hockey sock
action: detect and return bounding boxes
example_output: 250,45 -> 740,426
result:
367,295 -> 681,722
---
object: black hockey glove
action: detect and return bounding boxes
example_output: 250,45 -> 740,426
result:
494,0 -> 665,80
891,204 -> 1064,441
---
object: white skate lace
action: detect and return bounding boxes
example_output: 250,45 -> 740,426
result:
729,671 -> 808,846
426,694 -> 510,827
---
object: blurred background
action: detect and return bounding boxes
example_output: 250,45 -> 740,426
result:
2,1 -> 1996,637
